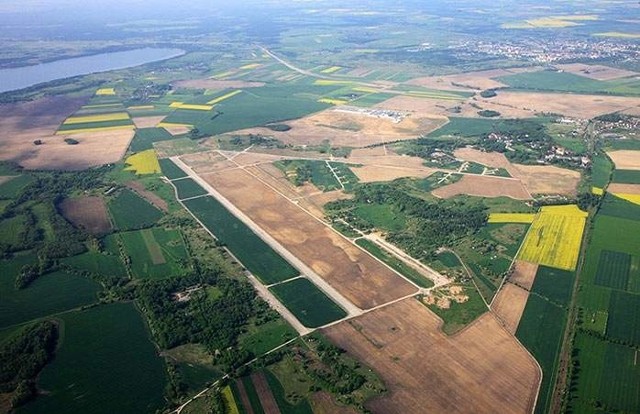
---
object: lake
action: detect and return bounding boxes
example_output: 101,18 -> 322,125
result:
0,47 -> 184,93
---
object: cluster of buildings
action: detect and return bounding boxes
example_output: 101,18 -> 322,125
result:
335,106 -> 409,123
456,38 -> 640,63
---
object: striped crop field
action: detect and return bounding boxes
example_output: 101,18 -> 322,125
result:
314,79 -> 354,86
206,90 -> 243,105
240,63 -> 261,70
96,88 -> 116,95
612,193 -> 640,205
124,150 -> 161,175
55,125 -> 136,135
212,70 -> 235,79
321,66 -> 342,74
488,213 -> 537,224
518,205 -> 588,271
318,98 -> 348,105
169,102 -> 214,111
63,112 -> 130,125
156,122 -> 193,129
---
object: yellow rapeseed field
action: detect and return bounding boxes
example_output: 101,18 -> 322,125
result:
127,105 -> 155,110
96,88 -> 116,95
406,90 -> 463,100
591,186 -> 604,196
157,122 -> 193,129
221,386 -> 239,414
321,66 -> 342,74
124,149 -> 161,175
169,102 -> 213,111
352,87 -> 379,93
518,204 -> 588,271
82,103 -> 122,109
488,213 -> 536,224
318,98 -> 348,105
612,193 -> 640,205
240,63 -> 261,70
63,112 -> 130,125
206,90 -> 242,105
55,125 -> 135,135
314,79 -> 353,86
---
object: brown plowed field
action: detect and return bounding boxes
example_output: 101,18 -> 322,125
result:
432,175 -> 531,200
510,260 -> 539,290
132,116 -> 165,129
351,165 -> 434,183
454,147 -> 512,169
235,379 -> 255,414
251,372 -> 281,414
233,109 -> 447,147
511,164 -> 580,195
607,150 -> 640,170
373,95 -> 459,116
199,168 -> 415,309
323,299 -> 540,414
557,63 -> 638,81
406,68 -> 522,91
608,183 -> 640,194
126,181 -> 169,212
311,392 -> 360,414
484,92 -> 640,119
58,196 -> 112,235
492,283 -> 530,334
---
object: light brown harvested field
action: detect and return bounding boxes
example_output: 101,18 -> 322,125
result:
19,129 -> 135,170
234,379 -> 255,414
623,106 -> 640,117
511,164 -> 581,195
454,147 -> 512,169
251,372 -> 281,414
132,116 -> 165,129
432,175 -> 531,200
231,152 -> 291,167
179,151 -> 238,174
407,69 -> 513,91
349,147 -> 387,157
351,165 -> 435,183
58,196 -> 112,235
311,392 -> 360,414
163,125 -> 192,136
491,283 -> 530,334
199,168 -> 416,309
455,96 -> 536,118
0,176 -> 15,186
557,63 -> 638,81
126,181 -> 169,212
323,299 -> 540,414
234,109 -> 447,147
510,260 -> 539,290
373,95 -> 458,116
607,150 -> 640,170
347,154 -> 432,169
174,79 -> 265,89
0,95 -> 88,168
608,183 -> 640,194
484,91 -> 640,119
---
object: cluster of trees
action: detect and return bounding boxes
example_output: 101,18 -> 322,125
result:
0,321 -> 57,408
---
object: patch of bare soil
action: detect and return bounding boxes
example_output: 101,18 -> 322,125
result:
132,116 -> 165,129
557,63 -> 638,81
432,175 -> 531,200
491,283 -> 530,334
58,196 -> 112,235
323,299 -> 540,414
509,260 -> 539,290
608,183 -> 640,194
125,181 -> 169,212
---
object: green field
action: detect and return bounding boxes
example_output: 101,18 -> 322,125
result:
241,376 -> 265,414
173,177 -> 207,199
57,118 -> 134,132
269,278 -> 347,328
19,303 -> 167,414
590,154 -> 613,188
184,196 -> 299,284
611,169 -> 640,184
498,71 -> 640,96
108,188 -> 163,231
606,290 -> 640,346
598,193 -> 640,221
0,214 -> 27,246
275,160 -> 359,192
355,238 -> 433,288
61,251 -> 127,278
239,319 -> 297,357
130,127 -> 174,152
516,264 -> 575,414
594,250 -> 633,291
429,117 -> 497,137
0,175 -> 33,199
159,158 -> 188,180
0,255 -> 101,329
421,284 -> 487,335
120,227 -> 188,279
354,203 -> 407,232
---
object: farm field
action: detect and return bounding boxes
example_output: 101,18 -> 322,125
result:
275,159 -> 359,192
355,238 -> 434,288
58,196 -> 112,235
497,70 -> 640,96
198,167 -> 416,309
159,158 -> 188,179
518,205 -> 588,271
270,278 -> 348,328
120,227 -> 188,279
607,150 -> 640,170
19,303 -> 167,414
0,175 -> 33,199
124,149 -> 161,175
324,299 -> 540,413
516,266 -> 575,414
488,213 -> 536,223
183,195 -> 299,284
432,175 -> 530,200
129,127 -> 174,152
108,188 -> 163,231
492,283 -> 529,334
172,177 -> 207,199
0,258 -> 101,329
61,251 -> 127,278
611,169 -> 640,184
